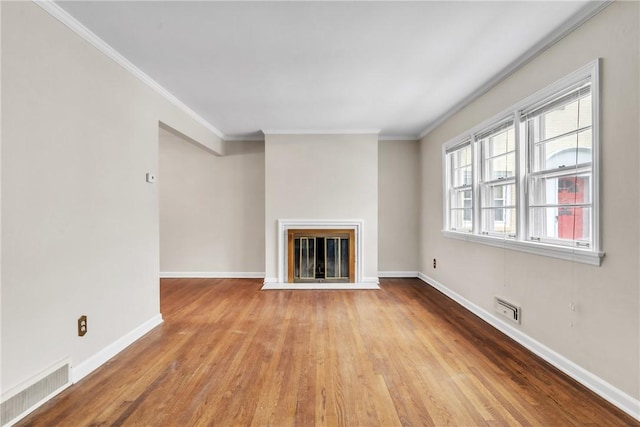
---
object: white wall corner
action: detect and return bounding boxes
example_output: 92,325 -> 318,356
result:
416,272 -> 640,422
71,314 -> 163,384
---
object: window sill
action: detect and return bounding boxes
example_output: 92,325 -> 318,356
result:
441,230 -> 604,266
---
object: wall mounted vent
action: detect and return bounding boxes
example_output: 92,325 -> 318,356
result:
495,297 -> 521,324
1,359 -> 71,426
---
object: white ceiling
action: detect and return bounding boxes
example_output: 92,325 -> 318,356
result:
56,1 -> 599,141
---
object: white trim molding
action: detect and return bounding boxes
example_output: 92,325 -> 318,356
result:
71,314 -> 163,383
262,129 -> 380,136
417,272 -> 640,422
160,272 -> 265,279
225,134 -> 419,142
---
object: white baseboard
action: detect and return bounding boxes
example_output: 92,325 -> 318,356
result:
261,282 -> 380,290
160,272 -> 265,279
71,314 -> 163,383
417,272 -> 640,422
378,271 -> 419,278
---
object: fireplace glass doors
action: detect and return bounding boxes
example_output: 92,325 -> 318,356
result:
288,230 -> 355,283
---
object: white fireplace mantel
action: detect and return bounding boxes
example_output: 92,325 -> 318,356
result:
261,219 -> 379,290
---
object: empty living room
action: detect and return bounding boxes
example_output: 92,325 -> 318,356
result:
1,1 -> 639,426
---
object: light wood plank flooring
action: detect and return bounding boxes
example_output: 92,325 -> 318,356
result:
18,278 -> 638,426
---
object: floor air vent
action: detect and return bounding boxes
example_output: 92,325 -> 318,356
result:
1,360 -> 71,426
495,297 -> 520,324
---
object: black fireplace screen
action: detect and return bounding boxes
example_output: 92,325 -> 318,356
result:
293,235 -> 349,282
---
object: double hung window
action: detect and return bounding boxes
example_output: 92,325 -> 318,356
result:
443,61 -> 602,265
478,120 -> 516,236
524,81 -> 593,247
447,142 -> 473,232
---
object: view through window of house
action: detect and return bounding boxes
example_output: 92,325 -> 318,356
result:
443,61 -> 601,264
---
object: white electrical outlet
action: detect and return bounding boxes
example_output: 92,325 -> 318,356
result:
146,173 -> 156,183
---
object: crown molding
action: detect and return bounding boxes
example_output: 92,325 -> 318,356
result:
33,0 -> 225,140
223,132 -> 418,142
34,0 -> 610,145
262,129 -> 381,136
378,135 -> 419,141
417,0 -> 612,140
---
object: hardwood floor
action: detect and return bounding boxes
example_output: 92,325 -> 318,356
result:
18,278 -> 638,426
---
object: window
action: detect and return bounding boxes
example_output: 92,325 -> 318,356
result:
446,142 -> 473,232
443,60 -> 602,265
478,120 -> 516,236
523,81 -> 593,247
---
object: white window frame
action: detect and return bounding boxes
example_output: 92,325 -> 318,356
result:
477,118 -> 517,238
442,60 -> 604,266
444,140 -> 474,233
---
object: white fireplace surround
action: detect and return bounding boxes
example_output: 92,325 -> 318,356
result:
261,219 -> 380,290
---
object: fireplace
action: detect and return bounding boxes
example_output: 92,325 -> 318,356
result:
288,229 -> 355,283
272,219 -> 366,286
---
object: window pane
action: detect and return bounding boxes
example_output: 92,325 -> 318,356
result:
481,208 -> 516,235
530,206 -> 591,243
451,145 -> 472,187
578,95 -> 592,128
481,124 -> 515,182
453,165 -> 472,187
540,93 -> 591,141
530,173 -> 591,206
484,152 -> 515,181
533,129 -> 592,172
482,183 -> 515,208
452,144 -> 472,167
451,209 -> 473,232
485,127 -> 515,157
451,189 -> 473,209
